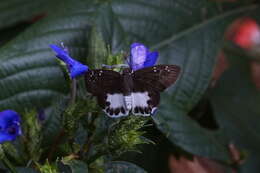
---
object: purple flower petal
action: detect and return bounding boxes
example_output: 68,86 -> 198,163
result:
0,110 -> 22,143
49,44 -> 89,78
37,109 -> 45,122
129,43 -> 158,70
144,51 -> 158,68
130,43 -> 148,71
70,61 -> 89,78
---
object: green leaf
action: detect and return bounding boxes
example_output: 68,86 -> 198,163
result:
16,167 -> 38,173
0,0 -> 55,29
42,96 -> 68,147
105,161 -> 147,173
63,160 -> 88,173
0,23 -> 30,46
210,56 -> 260,172
152,5 -> 259,162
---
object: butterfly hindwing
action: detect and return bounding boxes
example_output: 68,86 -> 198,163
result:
131,65 -> 181,116
85,69 -> 129,117
130,90 -> 159,116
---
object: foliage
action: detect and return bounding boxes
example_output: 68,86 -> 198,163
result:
0,0 -> 259,172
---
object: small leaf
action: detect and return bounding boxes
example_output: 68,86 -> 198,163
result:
42,96 -> 68,147
105,161 -> 147,173
86,26 -> 108,69
0,0 -> 52,29
16,167 -> 38,173
63,160 -> 88,173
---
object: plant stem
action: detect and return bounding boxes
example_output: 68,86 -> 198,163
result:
81,112 -> 99,158
2,156 -> 17,173
47,129 -> 65,160
70,79 -> 77,105
47,78 -> 77,160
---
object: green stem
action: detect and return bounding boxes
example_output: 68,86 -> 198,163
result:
70,79 -> 77,105
2,156 -> 17,173
47,129 -> 65,160
47,79 -> 77,160
81,112 -> 99,158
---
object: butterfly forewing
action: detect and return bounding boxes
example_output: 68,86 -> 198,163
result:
85,69 -> 122,95
133,65 -> 181,92
85,69 -> 129,118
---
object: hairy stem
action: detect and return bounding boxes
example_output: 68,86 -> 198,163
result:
47,129 -> 65,160
48,78 -> 77,160
81,112 -> 99,159
70,79 -> 77,105
2,156 -> 17,173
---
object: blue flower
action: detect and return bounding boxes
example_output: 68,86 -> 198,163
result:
0,110 -> 22,143
129,43 -> 158,71
37,109 -> 45,122
49,44 -> 89,78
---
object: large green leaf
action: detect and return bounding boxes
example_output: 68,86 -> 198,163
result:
105,161 -> 147,173
0,0 -> 216,114
151,6 -> 259,162
16,167 -> 38,173
210,56 -> 260,172
0,0 -> 55,29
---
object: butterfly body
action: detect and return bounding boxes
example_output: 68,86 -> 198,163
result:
85,65 -> 180,118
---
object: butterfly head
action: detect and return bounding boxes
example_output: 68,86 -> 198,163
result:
122,68 -> 132,75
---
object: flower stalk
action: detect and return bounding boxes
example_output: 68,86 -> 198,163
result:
2,156 -> 17,173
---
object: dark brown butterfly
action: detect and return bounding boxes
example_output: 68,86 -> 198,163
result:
85,65 -> 181,118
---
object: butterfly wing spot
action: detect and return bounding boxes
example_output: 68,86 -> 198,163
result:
105,101 -> 110,106
114,108 -> 120,115
151,107 -> 158,115
121,107 -> 126,114
98,70 -> 103,76
103,93 -> 129,118
131,92 -> 153,116
134,107 -> 139,113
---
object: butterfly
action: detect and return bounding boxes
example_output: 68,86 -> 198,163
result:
85,65 -> 181,118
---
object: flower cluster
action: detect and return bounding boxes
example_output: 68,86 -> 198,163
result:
0,110 -> 21,143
